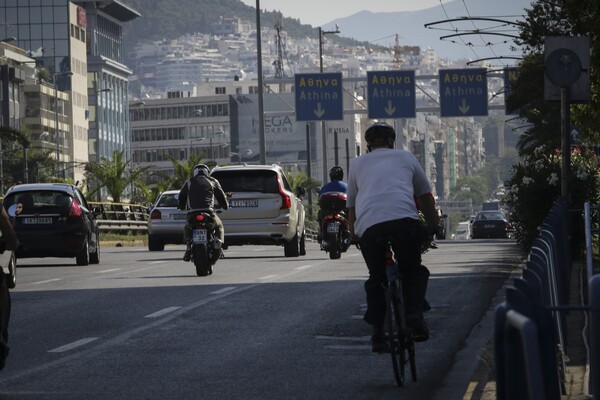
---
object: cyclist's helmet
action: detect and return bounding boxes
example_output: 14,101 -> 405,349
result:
329,165 -> 344,181
193,164 -> 210,177
365,122 -> 396,148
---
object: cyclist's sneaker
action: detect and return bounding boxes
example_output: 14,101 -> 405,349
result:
0,343 -> 9,371
407,315 -> 430,342
371,326 -> 389,353
371,334 -> 389,353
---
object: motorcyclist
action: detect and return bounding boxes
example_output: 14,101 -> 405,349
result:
317,165 -> 348,242
346,122 -> 439,352
178,164 -> 229,262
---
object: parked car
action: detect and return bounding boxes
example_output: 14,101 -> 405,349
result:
209,164 -> 307,257
2,183 -> 102,266
471,210 -> 512,239
453,221 -> 471,240
147,190 -> 187,251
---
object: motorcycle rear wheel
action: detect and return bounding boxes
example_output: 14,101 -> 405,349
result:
193,245 -> 211,276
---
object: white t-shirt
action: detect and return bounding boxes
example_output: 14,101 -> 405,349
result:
346,147 -> 432,236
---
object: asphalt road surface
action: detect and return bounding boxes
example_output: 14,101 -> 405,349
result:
1,239 -> 523,400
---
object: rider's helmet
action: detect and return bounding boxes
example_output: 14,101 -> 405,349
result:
329,165 -> 344,181
193,164 -> 210,177
365,122 -> 396,149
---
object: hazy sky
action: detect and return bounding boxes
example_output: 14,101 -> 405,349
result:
240,0 -> 446,27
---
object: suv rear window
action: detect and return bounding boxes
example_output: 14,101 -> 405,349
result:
4,191 -> 72,214
212,170 -> 279,193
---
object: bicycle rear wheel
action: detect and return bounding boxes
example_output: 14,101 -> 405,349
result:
387,285 -> 406,387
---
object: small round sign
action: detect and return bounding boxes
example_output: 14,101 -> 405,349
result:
545,48 -> 582,87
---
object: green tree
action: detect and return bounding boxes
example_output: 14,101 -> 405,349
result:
84,150 -> 152,203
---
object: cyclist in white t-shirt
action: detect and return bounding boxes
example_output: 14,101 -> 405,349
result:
346,122 -> 439,352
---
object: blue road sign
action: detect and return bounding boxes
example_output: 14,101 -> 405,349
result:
439,68 -> 488,117
367,70 -> 416,119
294,72 -> 343,121
504,67 -> 520,115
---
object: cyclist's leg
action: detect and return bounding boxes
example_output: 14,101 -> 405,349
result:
358,224 -> 388,351
0,268 -> 10,369
390,219 -> 430,341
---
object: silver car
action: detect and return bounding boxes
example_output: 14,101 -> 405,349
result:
147,190 -> 187,251
210,164 -> 307,257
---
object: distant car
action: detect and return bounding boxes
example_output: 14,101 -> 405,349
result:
2,183 -> 102,266
147,190 -> 187,251
454,221 -> 471,240
210,164 -> 307,257
471,210 -> 512,239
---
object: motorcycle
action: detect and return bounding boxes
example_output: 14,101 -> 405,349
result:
318,192 -> 351,260
185,208 -> 223,276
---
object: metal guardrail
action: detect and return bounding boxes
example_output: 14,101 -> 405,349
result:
495,198 -> 571,399
89,202 -> 149,234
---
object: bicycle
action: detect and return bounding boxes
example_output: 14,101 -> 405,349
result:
381,235 -> 417,387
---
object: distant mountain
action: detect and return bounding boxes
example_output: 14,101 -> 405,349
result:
121,0 -> 371,64
323,0 -> 532,61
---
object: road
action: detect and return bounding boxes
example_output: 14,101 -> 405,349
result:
1,240 -> 523,400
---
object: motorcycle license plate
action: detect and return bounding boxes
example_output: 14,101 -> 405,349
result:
326,224 -> 339,233
192,229 -> 207,244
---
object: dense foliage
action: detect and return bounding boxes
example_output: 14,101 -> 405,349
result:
503,0 -> 600,251
503,146 -> 600,252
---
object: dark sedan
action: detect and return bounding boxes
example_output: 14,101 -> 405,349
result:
471,210 -> 512,239
2,183 -> 102,266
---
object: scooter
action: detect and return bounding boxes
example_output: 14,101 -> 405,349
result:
318,192 -> 351,260
185,208 -> 223,276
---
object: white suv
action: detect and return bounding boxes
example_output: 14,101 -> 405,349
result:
210,164 -> 307,257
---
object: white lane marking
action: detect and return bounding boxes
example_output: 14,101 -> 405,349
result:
211,287 -> 237,295
295,264 -> 314,270
259,275 -> 279,280
144,307 -> 181,318
48,337 -> 99,353
149,261 -> 167,264
31,278 -> 61,285
95,268 -> 121,273
315,335 -> 370,341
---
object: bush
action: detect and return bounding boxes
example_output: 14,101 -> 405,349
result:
503,145 -> 600,253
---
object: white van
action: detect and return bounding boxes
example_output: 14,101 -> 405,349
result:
454,221 -> 471,240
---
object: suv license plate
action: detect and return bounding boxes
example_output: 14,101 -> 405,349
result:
230,199 -> 258,207
327,224 -> 339,233
23,217 -> 52,224
192,229 -> 207,244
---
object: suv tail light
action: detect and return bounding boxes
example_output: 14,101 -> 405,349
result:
277,176 -> 291,210
150,209 -> 162,219
68,198 -> 82,217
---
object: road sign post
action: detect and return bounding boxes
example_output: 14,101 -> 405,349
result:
439,68 -> 488,117
367,70 -> 416,119
294,72 -> 343,121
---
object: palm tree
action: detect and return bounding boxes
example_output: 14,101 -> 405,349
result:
165,153 -> 207,190
84,150 -> 152,203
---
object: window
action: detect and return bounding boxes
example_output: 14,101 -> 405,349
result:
215,87 -> 226,95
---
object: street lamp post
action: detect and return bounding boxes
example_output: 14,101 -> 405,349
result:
53,71 -> 73,177
318,25 -> 340,182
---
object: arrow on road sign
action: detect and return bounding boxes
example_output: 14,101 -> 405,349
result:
385,100 -> 396,116
459,99 -> 470,114
314,103 -> 325,118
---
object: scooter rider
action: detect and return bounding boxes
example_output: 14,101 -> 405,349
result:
178,164 -> 229,261
317,165 -> 348,242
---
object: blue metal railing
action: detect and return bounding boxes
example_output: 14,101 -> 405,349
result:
494,198 -> 573,399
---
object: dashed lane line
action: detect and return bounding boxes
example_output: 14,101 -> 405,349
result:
48,337 -> 99,353
211,286 -> 237,295
144,306 -> 181,318
31,278 -> 61,285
